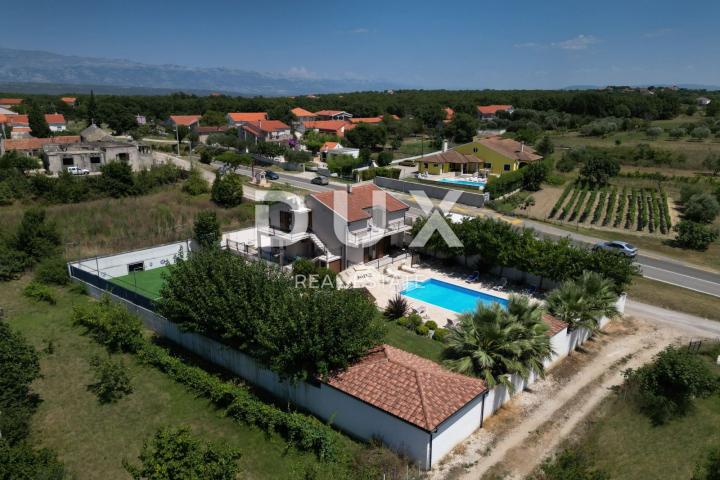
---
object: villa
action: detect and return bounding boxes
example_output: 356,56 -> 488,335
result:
168,115 -> 202,129
240,120 -> 291,143
226,112 -> 268,127
314,109 -> 353,121
290,107 -> 317,123
477,104 -> 514,120
453,136 -> 542,175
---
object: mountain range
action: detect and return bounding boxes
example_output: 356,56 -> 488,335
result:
0,47 -> 401,96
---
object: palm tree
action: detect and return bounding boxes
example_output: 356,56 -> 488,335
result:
442,295 -> 553,390
546,271 -> 619,331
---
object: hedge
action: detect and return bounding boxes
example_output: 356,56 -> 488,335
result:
358,167 -> 401,181
485,168 -> 524,197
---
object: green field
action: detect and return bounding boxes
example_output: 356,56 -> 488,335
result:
110,266 -> 169,299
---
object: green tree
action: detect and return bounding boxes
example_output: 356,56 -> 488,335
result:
345,123 -> 387,150
99,161 -> 136,197
34,255 -> 69,285
546,271 -> 619,331
442,295 -> 552,390
326,154 -> 362,177
87,355 -> 134,404
522,161 -> 548,191
0,440 -> 65,480
703,153 -> 720,176
72,296 -> 144,353
10,208 -> 61,263
444,112 -> 478,143
28,102 -> 50,138
536,135 -> 555,156
376,150 -> 394,167
579,156 -> 620,186
200,110 -> 227,126
193,210 -> 221,248
685,192 -> 720,224
211,172 -> 244,208
646,126 -> 663,139
674,220 -> 719,251
691,126 -> 711,140
124,426 -> 241,480
86,90 -> 98,125
175,124 -> 190,153
623,346 -> 719,425
291,258 -> 336,289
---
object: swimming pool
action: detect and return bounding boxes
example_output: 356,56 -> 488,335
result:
400,278 -> 508,314
437,178 -> 486,189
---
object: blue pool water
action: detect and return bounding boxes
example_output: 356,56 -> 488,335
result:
400,278 -> 508,314
437,178 -> 486,189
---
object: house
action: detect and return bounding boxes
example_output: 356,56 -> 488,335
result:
43,140 -> 140,175
10,115 -> 29,127
80,124 -> 113,143
415,150 -> 485,176
290,107 -> 317,123
698,97 -> 712,106
195,125 -> 228,144
45,114 -> 67,132
314,110 -> 353,121
477,104 -> 513,120
0,136 -> 80,157
303,120 -> 352,137
61,97 -> 77,107
262,183 -> 411,271
319,141 -> 342,158
226,112 -> 268,127
168,115 -> 202,129
350,116 -> 385,124
135,115 -> 147,125
0,106 -> 18,116
240,120 -> 291,143
453,136 -> 542,175
0,98 -> 23,109
443,107 -> 455,123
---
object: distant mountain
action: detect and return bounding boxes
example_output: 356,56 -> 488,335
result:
0,47 -> 402,96
563,83 -> 720,91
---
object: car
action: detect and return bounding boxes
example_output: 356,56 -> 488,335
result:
264,170 -> 279,180
311,176 -> 329,185
66,166 -> 90,175
593,241 -> 638,258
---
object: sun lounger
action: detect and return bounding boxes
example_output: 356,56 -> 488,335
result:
411,304 -> 426,315
384,266 -> 401,279
465,271 -> 479,283
492,277 -> 508,291
399,263 -> 417,274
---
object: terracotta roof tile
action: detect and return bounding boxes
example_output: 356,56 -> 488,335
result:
477,105 -> 513,115
543,313 -> 568,337
0,98 -> 23,105
291,107 -> 316,117
310,183 -> 409,222
320,141 -> 339,152
303,120 -> 350,136
327,344 -> 487,431
61,97 -> 76,104
11,115 -> 29,126
477,136 -> 542,162
169,115 -> 202,126
351,117 -> 384,124
45,114 -> 66,124
417,150 -> 478,164
3,135 -> 80,151
314,109 -> 349,117
227,112 -> 268,123
195,125 -> 227,134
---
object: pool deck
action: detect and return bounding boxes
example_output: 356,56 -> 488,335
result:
352,261 -> 514,327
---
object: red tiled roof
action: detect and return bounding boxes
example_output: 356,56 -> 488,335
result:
444,107 -> 455,122
195,125 -> 228,134
320,141 -> 339,152
3,135 -> 80,151
310,183 -> 409,222
350,117 -> 384,124
543,313 -> 568,337
417,150 -> 478,164
227,112 -> 268,123
327,344 -> 487,431
314,109 -> 348,116
477,105 -> 513,115
291,107 -> 316,117
45,114 -> 66,124
303,120 -> 350,136
10,115 -> 29,126
477,136 -> 542,162
61,97 -> 76,104
0,98 -> 23,105
169,115 -> 202,126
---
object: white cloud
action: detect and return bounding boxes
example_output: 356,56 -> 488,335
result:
286,67 -> 318,79
551,34 -> 600,50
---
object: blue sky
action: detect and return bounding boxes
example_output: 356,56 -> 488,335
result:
2,0 -> 719,89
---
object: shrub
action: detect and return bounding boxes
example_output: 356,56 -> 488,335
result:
10,208 -> 61,263
376,151 -> 394,167
602,187 -> 617,226
614,187 -> 627,228
214,151 -> 252,167
193,211 -> 221,248
87,355 -> 133,404
72,296 -> 144,352
415,325 -> 429,336
23,282 -> 57,305
433,328 -> 449,343
556,153 -> 577,172
646,126 -> 664,138
685,193 -> 720,224
693,447 -> 720,480
211,172 -> 243,208
485,169 -> 524,198
395,317 -> 410,328
359,167 -> 401,181
691,126 -> 711,140
559,187 -> 580,220
408,313 -> 423,327
384,294 -> 408,319
549,183 -> 574,218
424,320 -> 438,330
568,188 -> 588,222
34,256 -> 69,285
623,346 -> 720,425
537,449 -> 609,480
580,189 -> 597,223
182,168 -> 209,196
674,221 -> 719,251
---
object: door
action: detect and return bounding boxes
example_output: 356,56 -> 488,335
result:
279,210 -> 292,232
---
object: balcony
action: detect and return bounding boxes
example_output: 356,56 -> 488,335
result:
345,218 -> 411,247
259,226 -> 310,243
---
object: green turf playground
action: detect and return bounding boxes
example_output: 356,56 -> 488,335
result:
110,266 -> 169,299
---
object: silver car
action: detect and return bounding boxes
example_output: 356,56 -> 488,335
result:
593,241 -> 638,258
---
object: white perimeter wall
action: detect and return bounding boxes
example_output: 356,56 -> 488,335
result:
70,241 -> 192,279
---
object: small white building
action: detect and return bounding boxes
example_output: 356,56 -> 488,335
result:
698,97 -> 712,106
45,113 -> 67,132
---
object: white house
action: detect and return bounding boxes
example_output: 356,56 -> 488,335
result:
314,109 -> 353,121
45,114 -> 67,132
240,120 -> 291,143
698,97 -> 712,106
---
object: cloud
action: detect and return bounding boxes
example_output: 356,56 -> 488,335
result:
286,67 -> 318,79
514,35 -> 600,50
643,28 -> 674,38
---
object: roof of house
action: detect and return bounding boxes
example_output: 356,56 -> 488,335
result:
0,107 -> 18,116
303,120 -> 350,135
0,98 -> 23,105
314,110 -> 351,117
3,135 -> 80,151
310,183 -> 409,222
169,115 -> 202,126
44,114 -> 66,124
444,107 -> 455,122
326,344 -> 487,431
416,150 -> 480,164
241,120 -> 290,137
477,105 -> 513,115
320,141 -> 340,152
477,136 -> 542,162
61,97 -> 76,104
291,107 -> 316,117
195,125 -> 228,134
543,313 -> 568,336
80,124 -> 112,143
10,115 -> 29,126
227,112 -> 268,123
350,117 -> 384,124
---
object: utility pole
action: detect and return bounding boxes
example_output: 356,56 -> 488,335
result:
175,125 -> 181,156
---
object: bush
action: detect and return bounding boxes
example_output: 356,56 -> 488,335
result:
693,447 -> 720,480
182,168 -> 209,195
87,355 -> 133,404
34,256 -> 69,285
376,151 -> 394,167
536,449 -> 609,480
485,169 -> 524,198
433,328 -> 449,342
72,296 -> 144,352
556,153 -> 577,172
384,294 -> 408,319
408,313 -> 423,327
415,325 -> 429,336
23,282 -> 57,305
685,193 -> 720,224
193,210 -> 221,248
214,151 -> 252,167
211,172 -> 244,208
424,320 -> 438,330
623,346 -> 719,425
549,183 -> 574,218
0,242 -> 28,281
292,258 -> 336,289
359,167 -> 401,181
674,220 -> 719,251
395,317 -> 410,328
10,208 -> 61,263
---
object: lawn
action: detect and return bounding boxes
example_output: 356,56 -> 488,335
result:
110,266 -> 169,299
2,278 -> 358,480
572,350 -> 720,480
383,322 -> 444,363
627,277 -> 720,322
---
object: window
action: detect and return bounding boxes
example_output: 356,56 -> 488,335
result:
503,164 -> 511,171
473,147 -> 478,153
484,162 -> 492,169
423,163 -> 428,169
117,152 -> 129,161
128,262 -> 144,272
62,157 -> 74,166
90,156 -> 101,164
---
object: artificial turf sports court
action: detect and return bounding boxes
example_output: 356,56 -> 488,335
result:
109,266 -> 169,299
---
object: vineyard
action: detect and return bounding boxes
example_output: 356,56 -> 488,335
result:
548,182 -> 674,235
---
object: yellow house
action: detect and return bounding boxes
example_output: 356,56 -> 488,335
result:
416,150 -> 481,175
453,137 -> 542,175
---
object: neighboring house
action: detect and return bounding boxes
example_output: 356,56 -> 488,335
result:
303,120 -> 352,137
698,97 -> 712,106
45,114 -> 67,132
262,183 -> 411,271
10,114 -> 29,127
477,104 -> 513,120
0,106 -> 18,116
314,110 -> 353,121
43,141 -> 140,174
240,120 -> 291,143
454,136 -> 542,175
168,115 -> 202,129
325,146 -> 360,161
195,125 -> 228,144
0,136 -> 80,157
226,112 -> 268,127
350,116 -> 384,124
61,97 -> 77,107
443,107 -> 455,123
319,141 -> 342,159
0,98 -> 22,109
80,124 -> 113,143
290,107 -> 316,124
135,115 -> 147,125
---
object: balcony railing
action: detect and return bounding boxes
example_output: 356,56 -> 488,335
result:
346,219 -> 411,247
259,226 -> 309,242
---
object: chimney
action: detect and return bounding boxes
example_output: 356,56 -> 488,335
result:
520,142 -> 524,153
346,184 -> 352,194
442,139 -> 448,152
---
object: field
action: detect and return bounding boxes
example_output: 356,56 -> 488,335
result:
0,186 -> 255,260
627,277 -> 720,321
110,266 -> 170,299
565,346 -> 720,480
2,278 -> 358,480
